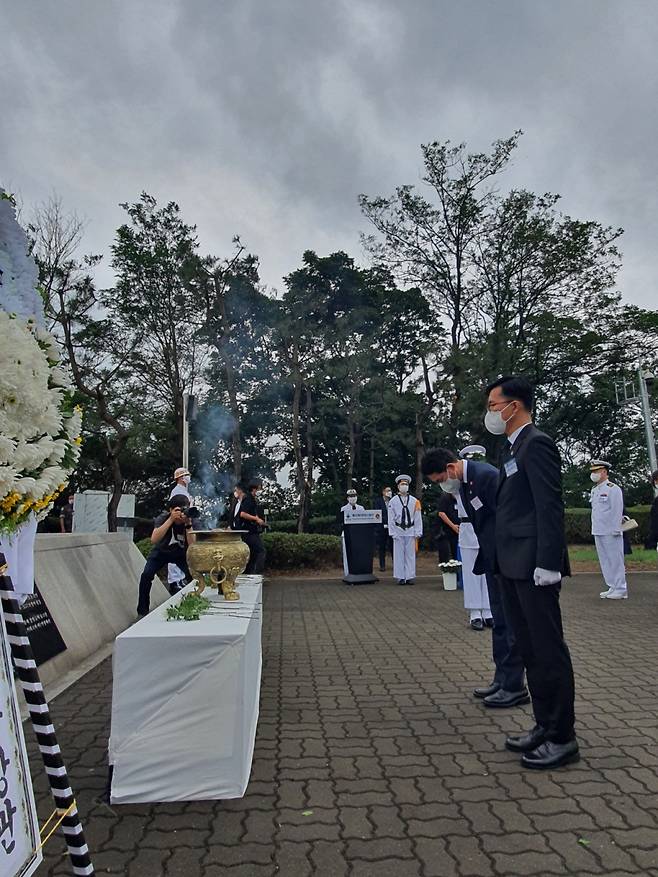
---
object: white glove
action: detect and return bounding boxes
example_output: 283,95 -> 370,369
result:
533,567 -> 561,587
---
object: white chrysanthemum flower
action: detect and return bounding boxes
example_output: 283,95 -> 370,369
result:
0,436 -> 16,465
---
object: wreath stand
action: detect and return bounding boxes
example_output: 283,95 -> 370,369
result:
0,552 -> 95,876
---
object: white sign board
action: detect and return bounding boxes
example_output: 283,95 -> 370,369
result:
0,614 -> 41,877
343,509 -> 382,525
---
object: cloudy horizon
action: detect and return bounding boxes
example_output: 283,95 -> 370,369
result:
2,0 -> 657,307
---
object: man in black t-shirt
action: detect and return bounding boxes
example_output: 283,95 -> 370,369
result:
239,479 -> 266,574
137,494 -> 195,616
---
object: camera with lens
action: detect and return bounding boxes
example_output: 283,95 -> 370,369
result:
184,506 -> 200,521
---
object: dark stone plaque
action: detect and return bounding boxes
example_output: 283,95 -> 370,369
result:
21,586 -> 67,666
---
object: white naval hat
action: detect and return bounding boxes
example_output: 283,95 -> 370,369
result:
459,444 -> 486,460
395,474 -> 412,484
346,488 -> 357,496
590,460 -> 611,471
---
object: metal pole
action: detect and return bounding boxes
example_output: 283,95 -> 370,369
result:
182,393 -> 189,470
638,367 -> 658,476
0,557 -> 95,875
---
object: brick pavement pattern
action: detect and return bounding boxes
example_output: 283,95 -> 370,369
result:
29,572 -> 658,876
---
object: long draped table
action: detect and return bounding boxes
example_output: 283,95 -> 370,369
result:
109,575 -> 262,803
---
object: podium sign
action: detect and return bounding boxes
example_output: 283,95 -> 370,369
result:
0,613 -> 42,877
343,509 -> 382,525
342,509 -> 381,585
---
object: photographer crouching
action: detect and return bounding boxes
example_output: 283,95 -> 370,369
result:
239,478 -> 267,574
137,494 -> 197,617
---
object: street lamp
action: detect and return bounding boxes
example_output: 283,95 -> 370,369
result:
615,366 -> 658,495
182,393 -> 198,470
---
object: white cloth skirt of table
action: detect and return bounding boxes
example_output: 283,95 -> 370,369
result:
109,575 -> 262,803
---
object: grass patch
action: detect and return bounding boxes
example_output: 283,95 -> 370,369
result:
568,544 -> 657,570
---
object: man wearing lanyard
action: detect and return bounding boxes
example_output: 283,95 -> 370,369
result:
485,375 -> 577,770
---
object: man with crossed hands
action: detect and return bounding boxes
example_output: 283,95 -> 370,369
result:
485,375 -> 578,770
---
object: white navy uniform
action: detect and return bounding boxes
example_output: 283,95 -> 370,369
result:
168,484 -> 191,587
456,461 -> 491,621
388,494 -> 423,582
591,480 -> 627,595
340,502 -> 364,575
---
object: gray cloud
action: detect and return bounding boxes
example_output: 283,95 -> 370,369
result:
2,0 -> 657,306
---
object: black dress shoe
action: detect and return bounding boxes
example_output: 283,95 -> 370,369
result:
505,726 -> 546,753
483,617 -> 494,628
521,739 -> 580,770
473,682 -> 500,699
470,618 -> 484,631
407,579 -> 415,586
484,688 -> 530,708
397,579 -> 407,586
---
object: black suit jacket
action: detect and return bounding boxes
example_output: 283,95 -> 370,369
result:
374,497 -> 389,526
495,423 -> 570,580
458,460 -> 499,577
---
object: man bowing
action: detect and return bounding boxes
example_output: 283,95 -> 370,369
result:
485,375 -> 578,770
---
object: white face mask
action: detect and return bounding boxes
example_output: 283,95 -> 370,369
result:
440,477 -> 461,494
590,472 -> 604,484
484,401 -> 515,435
384,491 -> 392,499
181,475 -> 191,486
348,496 -> 357,505
398,483 -> 409,494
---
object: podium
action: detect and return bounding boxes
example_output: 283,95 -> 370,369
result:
342,509 -> 381,584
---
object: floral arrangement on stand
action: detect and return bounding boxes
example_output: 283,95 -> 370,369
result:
437,559 -> 462,573
0,192 -> 83,536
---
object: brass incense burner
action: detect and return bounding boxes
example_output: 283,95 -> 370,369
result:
187,529 -> 249,602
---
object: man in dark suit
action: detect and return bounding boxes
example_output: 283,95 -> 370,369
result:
373,486 -> 394,571
422,447 -> 526,707
485,375 -> 578,769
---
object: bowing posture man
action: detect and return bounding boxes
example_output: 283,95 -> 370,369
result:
388,474 -> 423,586
590,460 -> 628,599
422,447 -> 527,708
485,375 -> 578,770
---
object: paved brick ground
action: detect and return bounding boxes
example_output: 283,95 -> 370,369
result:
29,572 -> 658,876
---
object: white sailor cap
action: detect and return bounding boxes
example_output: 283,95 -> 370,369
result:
590,460 -> 611,471
459,444 -> 486,460
395,474 -> 412,484
346,488 -> 357,496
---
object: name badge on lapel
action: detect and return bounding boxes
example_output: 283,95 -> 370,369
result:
470,496 -> 483,511
504,458 -> 518,477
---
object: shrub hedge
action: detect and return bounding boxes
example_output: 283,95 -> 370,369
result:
135,532 -> 341,570
263,532 -> 342,570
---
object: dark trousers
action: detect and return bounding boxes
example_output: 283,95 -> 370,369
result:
437,532 -> 458,564
242,533 -> 266,574
499,576 -> 576,743
137,548 -> 190,615
486,573 -> 525,692
377,527 -> 393,569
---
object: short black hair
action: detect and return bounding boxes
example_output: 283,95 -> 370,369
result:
381,486 -> 392,493
421,447 -> 458,477
486,375 -> 534,411
168,494 -> 190,509
247,478 -> 262,491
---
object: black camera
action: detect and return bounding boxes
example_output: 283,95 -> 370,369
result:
184,506 -> 201,520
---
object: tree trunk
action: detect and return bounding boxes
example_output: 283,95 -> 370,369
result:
107,441 -> 124,533
301,385 -> 314,532
346,414 -> 356,490
369,432 -> 375,505
415,411 -> 425,498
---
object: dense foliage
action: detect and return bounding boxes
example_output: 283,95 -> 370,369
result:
28,134 -> 657,528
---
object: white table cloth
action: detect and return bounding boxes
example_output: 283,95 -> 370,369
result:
109,575 -> 262,803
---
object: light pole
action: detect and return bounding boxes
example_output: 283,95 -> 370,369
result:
182,393 -> 197,470
615,366 -> 657,494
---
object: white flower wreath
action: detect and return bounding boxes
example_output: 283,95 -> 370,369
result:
0,193 -> 83,534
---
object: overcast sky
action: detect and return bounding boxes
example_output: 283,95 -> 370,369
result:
2,0 -> 657,308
